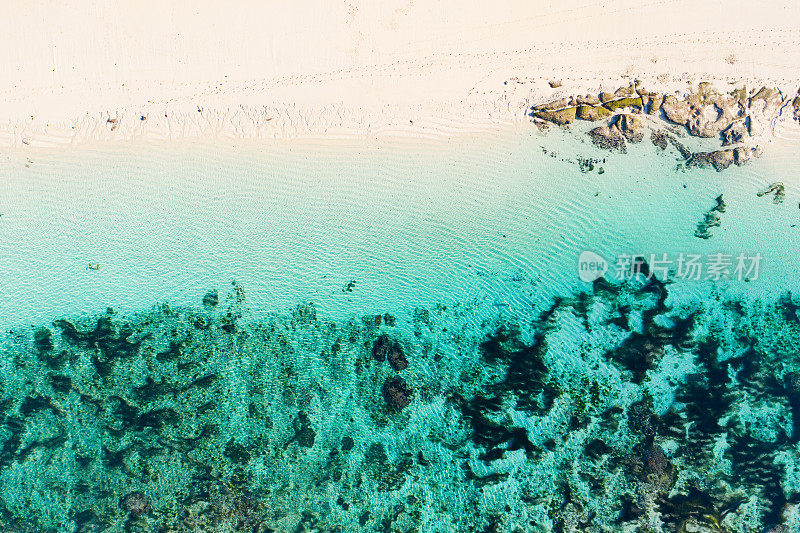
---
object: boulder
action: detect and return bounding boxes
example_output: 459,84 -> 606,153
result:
661,95 -> 691,124
614,84 -> 636,97
576,105 -> 612,121
599,91 -> 616,103
647,94 -> 664,115
576,94 -> 601,106
589,125 -> 627,152
533,106 -> 577,125
721,121 -> 748,146
617,114 -> 645,143
747,86 -> 783,136
748,86 -> 783,115
662,85 -> 745,138
603,96 -> 643,112
533,97 -> 571,111
733,146 -> 761,166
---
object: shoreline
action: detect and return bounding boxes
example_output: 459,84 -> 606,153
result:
3,1 -> 800,152
3,75 -> 799,154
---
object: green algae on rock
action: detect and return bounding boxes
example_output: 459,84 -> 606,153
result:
532,106 -> 577,125
576,104 -> 612,121
602,96 -> 644,112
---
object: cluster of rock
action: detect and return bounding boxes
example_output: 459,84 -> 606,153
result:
372,333 -> 412,410
529,80 -> 799,171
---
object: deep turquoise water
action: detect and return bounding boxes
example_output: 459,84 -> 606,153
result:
1,126 -> 800,531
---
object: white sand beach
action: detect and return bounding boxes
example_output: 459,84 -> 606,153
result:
2,0 -> 800,148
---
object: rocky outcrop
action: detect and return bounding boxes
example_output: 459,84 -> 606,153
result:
576,105 -> 612,121
686,146 -> 759,172
603,96 -> 643,112
532,106 -> 576,125
747,86 -> 783,135
617,114 -> 645,143
589,124 -> 626,152
661,83 -> 746,138
646,94 -> 664,115
529,81 -> 793,170
687,149 -> 735,171
721,121 -> 748,146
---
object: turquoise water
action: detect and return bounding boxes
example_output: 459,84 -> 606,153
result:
2,126 -> 800,531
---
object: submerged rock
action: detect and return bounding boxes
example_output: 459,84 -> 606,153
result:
372,334 -> 407,370
638,443 -> 675,492
372,333 -> 392,362
382,376 -> 412,410
650,130 -> 669,150
695,194 -> 726,239
589,124 -> 626,152
757,182 -> 786,204
293,411 -> 316,448
387,343 -> 408,371
686,149 -> 736,171
202,289 -> 219,309
33,327 -> 54,353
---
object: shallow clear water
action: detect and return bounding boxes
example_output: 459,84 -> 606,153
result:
2,125 -> 800,532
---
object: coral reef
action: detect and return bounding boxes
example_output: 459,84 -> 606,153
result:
2,277 -> 800,531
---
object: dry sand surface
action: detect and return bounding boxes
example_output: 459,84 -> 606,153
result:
1,0 -> 800,147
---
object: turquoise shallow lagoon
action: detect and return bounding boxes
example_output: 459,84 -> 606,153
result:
2,126 -> 800,532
